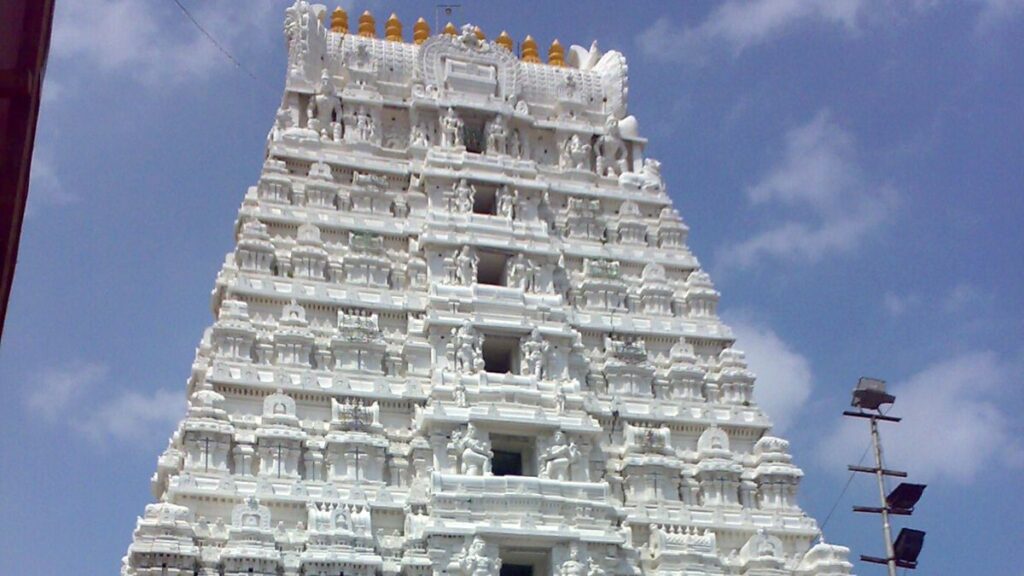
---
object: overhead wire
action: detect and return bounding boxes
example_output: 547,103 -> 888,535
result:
169,0 -> 262,83
820,404 -> 896,534
819,439 -> 872,533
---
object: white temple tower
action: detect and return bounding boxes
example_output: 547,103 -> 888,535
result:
122,4 -> 854,576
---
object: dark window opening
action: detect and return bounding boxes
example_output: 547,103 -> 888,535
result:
473,186 -> 497,215
464,118 -> 485,153
501,565 -> 533,576
492,450 -> 524,476
490,434 -> 537,476
477,251 -> 509,286
482,335 -> 517,374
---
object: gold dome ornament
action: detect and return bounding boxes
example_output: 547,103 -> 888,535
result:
521,35 -> 540,63
358,10 -> 376,38
385,13 -> 402,42
413,18 -> 430,44
548,39 -> 565,67
443,22 -> 457,36
330,7 -> 348,33
496,30 -> 513,52
474,26 -> 485,41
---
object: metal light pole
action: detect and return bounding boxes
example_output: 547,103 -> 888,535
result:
844,377 -> 926,573
869,414 -> 897,576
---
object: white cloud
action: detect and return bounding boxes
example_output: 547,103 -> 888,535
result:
884,292 -> 909,316
942,282 -> 985,313
728,315 -> 814,432
818,351 -> 1023,483
637,0 -> 864,63
974,0 -> 1024,30
636,0 -> 1024,64
41,77 -> 64,104
716,110 -> 897,271
51,0 -> 276,85
24,362 -> 182,447
883,291 -> 925,317
74,389 -> 183,445
27,151 -> 78,215
25,363 -> 108,420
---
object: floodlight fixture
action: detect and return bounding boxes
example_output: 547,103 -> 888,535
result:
851,377 -> 895,411
893,528 -> 926,569
886,483 -> 926,514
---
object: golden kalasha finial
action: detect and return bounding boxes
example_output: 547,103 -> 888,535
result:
413,17 -> 430,44
385,13 -> 402,42
474,26 -> 485,41
521,35 -> 540,63
548,38 -> 565,67
358,10 -> 376,38
330,7 -> 348,33
443,22 -> 457,36
496,30 -> 513,52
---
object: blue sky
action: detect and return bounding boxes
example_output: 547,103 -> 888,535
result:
2,1 -> 1022,573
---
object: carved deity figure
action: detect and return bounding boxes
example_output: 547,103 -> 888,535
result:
638,425 -> 673,455
457,24 -> 485,49
283,1 -> 323,83
553,254 -> 571,299
308,69 -> 341,140
539,430 -> 579,481
456,246 -> 478,286
410,122 -> 429,147
454,179 -> 475,214
595,117 -> 628,177
440,107 -> 464,148
453,380 -> 468,407
350,504 -> 372,537
496,185 -> 517,220
354,107 -> 376,143
521,328 -> 550,379
270,105 -> 294,141
485,115 -> 508,155
641,158 -> 664,193
561,133 -> 592,170
459,535 -> 500,576
555,387 -> 567,414
454,321 -> 482,373
508,128 -> 523,158
403,505 -> 429,540
505,253 -> 530,290
561,544 -> 586,576
457,424 -> 492,476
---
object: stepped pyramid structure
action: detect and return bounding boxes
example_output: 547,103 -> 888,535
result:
122,4 -> 854,576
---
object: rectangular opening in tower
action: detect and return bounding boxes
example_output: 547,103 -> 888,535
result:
463,116 -> 486,153
499,547 -> 550,576
492,450 -> 524,476
472,185 -> 497,215
500,565 -> 533,576
481,334 -> 518,373
490,434 -> 536,477
477,251 -> 509,286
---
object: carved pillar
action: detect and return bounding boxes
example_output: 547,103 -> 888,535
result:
232,442 -> 255,477
390,453 -> 411,487
572,440 -> 593,482
740,478 -> 758,508
303,443 -> 325,482
430,431 -> 455,473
